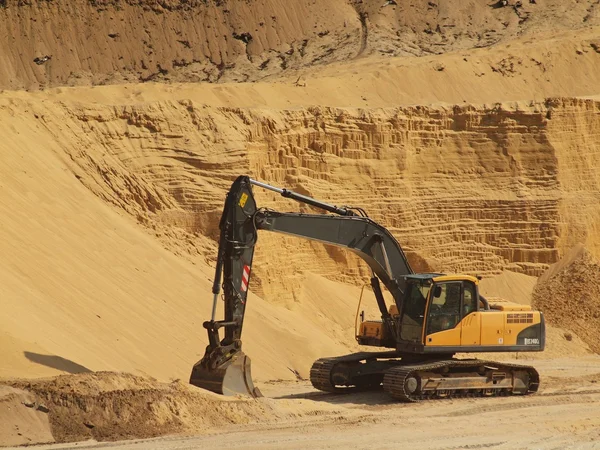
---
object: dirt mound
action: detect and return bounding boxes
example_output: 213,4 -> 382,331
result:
2,372 -> 286,445
0,386 -> 54,447
532,245 -> 600,353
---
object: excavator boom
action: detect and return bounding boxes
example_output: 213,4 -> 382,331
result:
189,175 -> 413,396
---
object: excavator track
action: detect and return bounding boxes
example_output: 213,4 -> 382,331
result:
311,354 -> 540,402
310,351 -> 401,393
383,359 -> 540,402
310,357 -> 344,393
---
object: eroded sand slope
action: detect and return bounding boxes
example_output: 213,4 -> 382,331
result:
3,0 -> 600,90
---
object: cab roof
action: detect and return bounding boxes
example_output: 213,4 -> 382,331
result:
404,273 -> 480,285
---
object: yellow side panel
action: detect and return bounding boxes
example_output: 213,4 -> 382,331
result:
489,301 -> 532,311
480,312 -> 505,346
460,312 -> 481,345
359,321 -> 383,338
426,325 -> 461,346
503,311 -> 541,345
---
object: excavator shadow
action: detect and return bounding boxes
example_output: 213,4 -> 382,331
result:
24,351 -> 92,374
271,386 -> 397,406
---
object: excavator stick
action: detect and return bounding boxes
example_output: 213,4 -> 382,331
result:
189,176 -> 261,397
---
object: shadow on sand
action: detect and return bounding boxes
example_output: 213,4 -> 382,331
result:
272,386 -> 399,406
24,351 -> 92,374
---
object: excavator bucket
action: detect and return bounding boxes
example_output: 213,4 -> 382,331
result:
190,351 -> 262,398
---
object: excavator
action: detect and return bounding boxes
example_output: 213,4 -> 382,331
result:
190,175 -> 545,402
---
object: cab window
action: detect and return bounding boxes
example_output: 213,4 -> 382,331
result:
463,282 -> 477,316
399,282 -> 430,342
426,282 -> 461,335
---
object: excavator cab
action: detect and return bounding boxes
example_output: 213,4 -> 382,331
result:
359,274 -> 545,355
397,274 -> 545,353
396,275 -> 474,350
357,275 -> 434,347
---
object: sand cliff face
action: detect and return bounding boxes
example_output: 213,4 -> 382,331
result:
6,92 -> 599,306
546,99 -> 600,258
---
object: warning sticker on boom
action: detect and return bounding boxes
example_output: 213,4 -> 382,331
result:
239,192 -> 248,208
241,265 -> 250,293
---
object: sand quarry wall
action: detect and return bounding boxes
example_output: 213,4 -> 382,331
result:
1,91 -> 600,386
9,94 -> 600,296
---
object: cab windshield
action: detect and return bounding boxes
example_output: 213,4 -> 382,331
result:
399,281 -> 430,342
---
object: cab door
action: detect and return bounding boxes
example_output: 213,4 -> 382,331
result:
460,282 -> 480,345
425,282 -> 462,346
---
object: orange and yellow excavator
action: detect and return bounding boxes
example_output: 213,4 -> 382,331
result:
190,176 -> 544,402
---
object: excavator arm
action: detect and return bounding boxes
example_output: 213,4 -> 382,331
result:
190,175 -> 413,396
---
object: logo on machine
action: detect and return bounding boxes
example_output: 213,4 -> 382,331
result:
239,192 -> 249,208
524,338 -> 540,345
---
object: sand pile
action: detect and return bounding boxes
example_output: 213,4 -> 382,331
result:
1,372 -> 288,446
533,244 -> 600,354
0,386 -> 53,447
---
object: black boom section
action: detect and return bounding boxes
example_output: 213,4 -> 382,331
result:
255,211 -> 411,300
191,176 -> 263,397
201,175 -> 412,372
205,176 -> 258,348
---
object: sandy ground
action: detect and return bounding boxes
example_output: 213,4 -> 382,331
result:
2,0 -> 600,448
13,356 -> 600,450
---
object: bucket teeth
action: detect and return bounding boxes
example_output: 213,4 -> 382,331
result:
190,352 -> 262,398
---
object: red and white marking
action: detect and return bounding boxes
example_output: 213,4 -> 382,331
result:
241,265 -> 251,292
